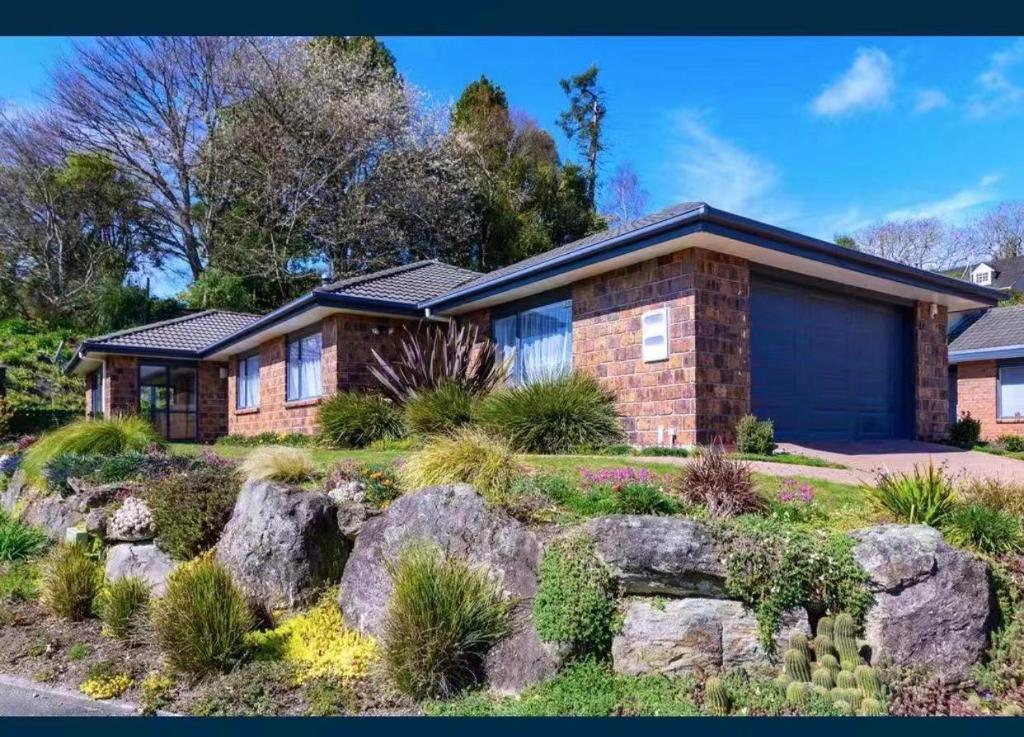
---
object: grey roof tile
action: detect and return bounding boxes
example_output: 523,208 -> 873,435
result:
949,305 -> 1024,352
86,310 -> 262,353
318,260 -> 480,304
948,256 -> 1024,291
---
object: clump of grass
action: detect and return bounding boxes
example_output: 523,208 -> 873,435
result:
318,392 -> 406,449
41,544 -> 102,621
942,504 -> 1024,555
958,477 -> 1024,520
0,510 -> 48,562
67,643 -> 92,661
151,556 -> 254,675
400,427 -> 520,503
475,372 -> 623,454
239,446 -> 318,484
403,383 -> 475,437
97,576 -> 151,639
0,560 -> 41,602
673,444 -> 764,518
22,415 -> 163,489
382,544 -> 514,699
867,462 -> 957,526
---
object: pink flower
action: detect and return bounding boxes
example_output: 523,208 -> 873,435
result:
778,477 -> 814,505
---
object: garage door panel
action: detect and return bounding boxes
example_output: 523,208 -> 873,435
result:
751,275 -> 913,442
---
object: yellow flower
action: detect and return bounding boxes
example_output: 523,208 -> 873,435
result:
80,673 -> 133,700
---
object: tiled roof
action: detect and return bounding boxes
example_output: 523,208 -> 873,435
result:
947,256 -> 1024,291
318,260 -> 481,304
949,305 -> 1024,352
450,202 -> 704,295
85,310 -> 262,353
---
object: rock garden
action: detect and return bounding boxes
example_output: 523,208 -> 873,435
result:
0,327 -> 1022,717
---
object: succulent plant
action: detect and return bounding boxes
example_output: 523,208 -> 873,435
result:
818,653 -> 840,677
834,612 -> 856,639
784,647 -> 812,682
842,688 -> 863,705
774,673 -> 792,693
786,681 -> 809,704
704,677 -> 730,716
816,615 -> 834,640
859,697 -> 885,716
790,632 -> 813,662
839,655 -> 860,672
835,671 -> 857,690
832,699 -> 854,716
812,667 -> 835,689
813,634 -> 837,660
812,684 -> 831,699
854,664 -> 881,698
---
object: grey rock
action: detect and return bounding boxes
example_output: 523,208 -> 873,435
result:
20,494 -> 84,540
612,598 -> 809,676
585,515 -> 727,597
215,480 -> 349,609
851,524 -> 994,683
327,481 -> 366,506
339,483 -> 560,693
84,510 -> 106,537
334,502 -> 381,539
66,479 -> 133,512
104,543 -> 177,597
0,469 -> 28,513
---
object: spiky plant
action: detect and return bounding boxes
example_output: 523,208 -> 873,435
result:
812,667 -> 835,689
859,697 -> 885,716
832,699 -> 854,716
704,677 -> 730,715
369,322 -> 507,403
819,653 -> 841,678
784,648 -> 812,682
814,634 -> 837,660
816,615 -> 834,639
836,671 -> 857,690
786,681 -> 809,704
865,461 -> 957,526
855,664 -> 882,698
790,633 -> 813,662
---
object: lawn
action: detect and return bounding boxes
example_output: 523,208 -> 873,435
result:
973,443 -> 1024,461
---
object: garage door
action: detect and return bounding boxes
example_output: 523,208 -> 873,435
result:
750,274 -> 914,441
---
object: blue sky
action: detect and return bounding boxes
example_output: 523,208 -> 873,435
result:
3,36 -> 1024,294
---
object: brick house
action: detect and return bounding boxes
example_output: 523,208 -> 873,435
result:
68,202 -> 999,447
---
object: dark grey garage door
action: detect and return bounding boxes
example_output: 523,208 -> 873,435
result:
750,274 -> 913,441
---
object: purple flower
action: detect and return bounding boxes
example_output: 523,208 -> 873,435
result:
778,478 -> 815,505
580,466 -> 659,493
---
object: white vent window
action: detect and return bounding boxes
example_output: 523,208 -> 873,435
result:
974,270 -> 991,285
641,308 -> 669,362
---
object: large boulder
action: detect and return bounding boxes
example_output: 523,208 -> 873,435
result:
585,516 -> 727,597
850,524 -> 994,683
105,543 -> 177,597
612,598 -> 809,676
215,480 -> 349,609
1,469 -> 28,514
20,494 -> 84,540
339,483 -> 562,693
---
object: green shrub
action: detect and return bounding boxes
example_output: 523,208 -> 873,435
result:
579,467 -> 679,515
67,643 -> 92,661
673,444 -> 764,518
151,557 -> 254,675
475,372 -> 623,454
948,413 -> 982,448
216,432 -> 313,447
399,427 -> 520,503
382,544 -> 514,699
41,544 -> 102,621
318,392 -> 406,449
41,450 -> 155,494
636,446 -> 689,457
867,462 -> 957,526
97,576 -> 151,639
533,535 -> 618,658
0,510 -> 48,562
996,434 -> 1024,453
942,504 -> 1024,555
22,415 -> 163,489
735,415 -> 777,455
403,384 -> 475,436
146,467 -> 241,561
239,446 -> 317,484
0,560 -> 41,601
958,477 -> 1024,520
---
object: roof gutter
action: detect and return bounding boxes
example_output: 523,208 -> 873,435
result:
949,344 -> 1024,364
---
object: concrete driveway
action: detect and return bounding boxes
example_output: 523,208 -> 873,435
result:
778,439 -> 1024,484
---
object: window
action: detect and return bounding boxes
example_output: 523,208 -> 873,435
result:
493,297 -> 572,384
236,352 -> 260,409
138,363 -> 197,441
89,370 -> 103,416
974,270 -> 991,285
999,363 -> 1024,419
286,328 -> 323,401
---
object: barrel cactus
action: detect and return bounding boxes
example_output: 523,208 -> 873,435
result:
816,615 -> 834,640
812,667 -> 835,689
786,681 -> 809,705
813,634 -> 837,660
784,648 -> 812,682
836,671 -> 857,690
859,697 -> 885,716
819,653 -> 840,678
834,612 -> 856,639
790,632 -> 813,662
832,699 -> 854,716
855,664 -> 881,697
704,677 -> 730,716
774,673 -> 792,693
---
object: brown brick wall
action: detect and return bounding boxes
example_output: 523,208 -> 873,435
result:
915,302 -> 950,442
956,359 -> 1024,440
104,356 -> 138,417
197,362 -> 228,443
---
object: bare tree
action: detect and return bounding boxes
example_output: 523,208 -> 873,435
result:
853,218 -> 970,271
958,201 -> 1024,260
49,36 -> 244,278
600,162 -> 649,227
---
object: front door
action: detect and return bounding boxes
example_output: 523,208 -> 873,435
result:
139,363 -> 198,441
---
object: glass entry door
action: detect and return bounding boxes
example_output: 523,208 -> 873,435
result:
139,363 -> 198,441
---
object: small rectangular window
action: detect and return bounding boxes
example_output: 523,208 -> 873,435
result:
236,352 -> 260,409
974,270 -> 991,285
89,370 -> 103,415
286,328 -> 323,401
493,298 -> 572,384
999,364 -> 1024,419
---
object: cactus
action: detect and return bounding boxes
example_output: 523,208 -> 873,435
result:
819,653 -> 840,677
812,684 -> 831,700
813,634 -> 837,660
816,615 -> 834,640
859,697 -> 885,716
790,633 -> 813,662
774,673 -> 792,693
784,648 -> 812,682
834,612 -> 856,639
704,677 -> 730,715
835,670 -> 857,690
832,699 -> 854,716
786,681 -> 809,704
840,655 -> 860,672
811,667 -> 834,689
855,664 -> 881,697
842,688 -> 864,705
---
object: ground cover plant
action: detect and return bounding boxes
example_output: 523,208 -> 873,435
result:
145,461 -> 241,561
318,392 -> 406,449
399,428 -> 520,504
239,446 -> 318,484
0,510 -> 48,562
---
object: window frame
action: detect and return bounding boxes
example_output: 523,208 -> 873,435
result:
285,325 -> 324,402
88,368 -> 103,416
236,350 -> 261,410
997,359 -> 1024,420
490,288 -> 573,385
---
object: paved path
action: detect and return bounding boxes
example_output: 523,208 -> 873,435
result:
0,674 -> 138,716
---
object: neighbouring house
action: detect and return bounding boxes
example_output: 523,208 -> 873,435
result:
945,255 -> 1024,293
67,202 -> 999,447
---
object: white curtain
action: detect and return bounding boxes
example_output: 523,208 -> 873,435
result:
1000,365 -> 1024,418
287,339 -> 302,400
238,355 -> 260,408
301,332 -> 322,399
520,299 -> 572,383
493,314 -> 518,383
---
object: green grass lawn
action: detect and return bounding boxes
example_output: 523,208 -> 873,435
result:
730,452 -> 847,469
972,444 -> 1024,461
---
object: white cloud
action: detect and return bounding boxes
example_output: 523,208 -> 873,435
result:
811,48 -> 894,118
884,173 -> 1001,222
667,111 -> 797,223
913,88 -> 950,114
968,38 -> 1024,119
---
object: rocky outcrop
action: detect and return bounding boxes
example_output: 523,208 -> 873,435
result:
850,524 -> 993,684
0,471 -> 84,540
339,484 -> 563,693
585,516 -> 727,597
105,543 -> 178,597
612,598 -> 809,676
215,480 -> 348,609
327,481 -> 382,539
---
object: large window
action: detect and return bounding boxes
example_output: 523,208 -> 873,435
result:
287,328 -> 323,401
999,363 -> 1024,419
492,296 -> 572,384
138,363 -> 197,441
236,352 -> 260,409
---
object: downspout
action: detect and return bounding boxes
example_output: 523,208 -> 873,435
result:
423,307 -> 454,325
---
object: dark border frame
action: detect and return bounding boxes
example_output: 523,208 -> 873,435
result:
136,360 -> 200,443
996,358 -> 1024,421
